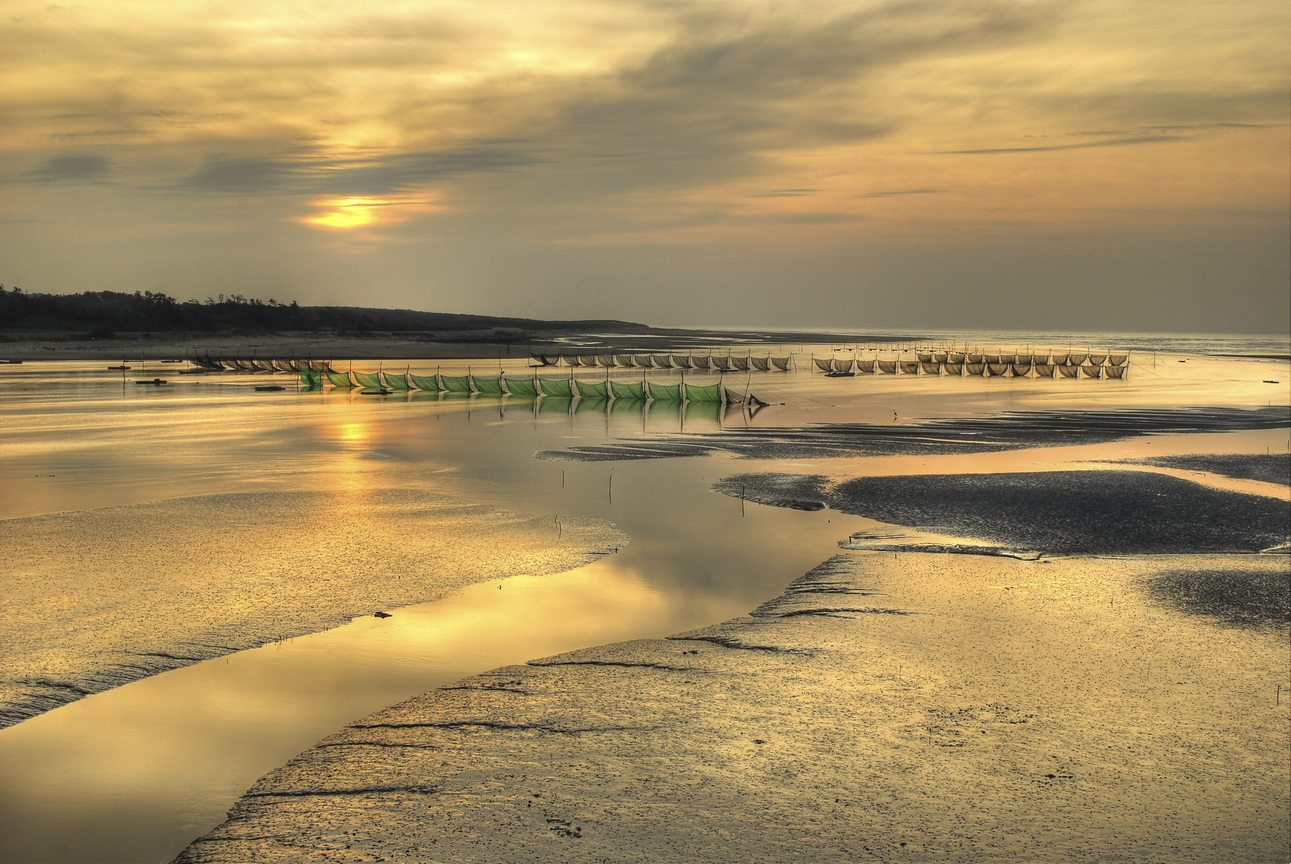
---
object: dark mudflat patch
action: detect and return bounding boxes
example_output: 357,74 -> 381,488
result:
1145,568 -> 1291,630
715,470 -> 1290,555
1119,453 -> 1291,487
538,407 -> 1290,462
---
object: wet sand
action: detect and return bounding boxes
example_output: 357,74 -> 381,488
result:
1,490 -> 624,727
3,347 -> 1287,862
714,469 -> 1290,554
174,547 -> 1289,863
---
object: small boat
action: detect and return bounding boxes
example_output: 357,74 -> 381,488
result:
135,378 -> 167,385
108,365 -> 131,370
0,359 -> 22,364
359,388 -> 393,395
254,385 -> 286,392
160,359 -> 184,364
824,371 -> 856,378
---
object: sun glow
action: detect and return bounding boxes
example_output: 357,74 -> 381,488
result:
298,195 -> 440,232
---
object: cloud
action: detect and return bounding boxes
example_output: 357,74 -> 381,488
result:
181,156 -> 303,192
752,189 -> 819,198
318,143 -> 546,196
860,188 -> 941,198
940,134 -> 1181,154
24,154 -> 112,182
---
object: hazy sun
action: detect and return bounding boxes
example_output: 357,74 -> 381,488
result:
298,195 -> 440,232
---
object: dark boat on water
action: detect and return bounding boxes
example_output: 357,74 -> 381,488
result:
135,378 -> 167,385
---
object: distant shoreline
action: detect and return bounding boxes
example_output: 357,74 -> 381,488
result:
0,326 -> 912,362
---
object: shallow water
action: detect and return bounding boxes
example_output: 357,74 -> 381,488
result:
0,347 -> 1287,863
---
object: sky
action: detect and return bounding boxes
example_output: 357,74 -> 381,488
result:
2,0 -> 1287,333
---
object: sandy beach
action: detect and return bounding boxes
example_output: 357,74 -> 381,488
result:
175,546 -> 1289,863
1,344 -> 1287,864
1,491 -> 625,728
166,353 -> 1288,863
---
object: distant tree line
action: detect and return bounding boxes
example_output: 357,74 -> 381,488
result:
0,286 -> 642,339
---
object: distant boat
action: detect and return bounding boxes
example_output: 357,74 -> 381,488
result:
825,371 -> 856,378
254,385 -> 286,392
135,378 -> 167,385
0,359 -> 21,364
108,365 -> 130,370
359,388 -> 393,395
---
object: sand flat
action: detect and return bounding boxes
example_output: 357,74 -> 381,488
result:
174,549 -> 1289,863
0,489 -> 626,727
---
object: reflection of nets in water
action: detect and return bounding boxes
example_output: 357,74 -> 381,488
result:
537,397 -> 572,413
684,400 -> 720,423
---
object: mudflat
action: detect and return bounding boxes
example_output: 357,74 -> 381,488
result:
1,490 -> 624,728
175,546 -> 1289,863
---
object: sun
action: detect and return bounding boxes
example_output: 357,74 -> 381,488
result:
298,195 -> 440,232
